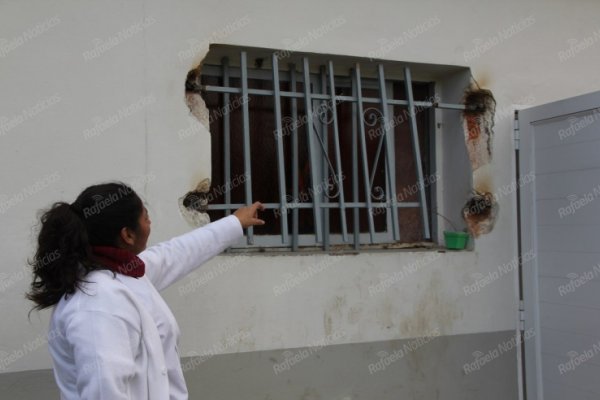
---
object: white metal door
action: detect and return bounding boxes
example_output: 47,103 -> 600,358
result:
519,91 -> 600,400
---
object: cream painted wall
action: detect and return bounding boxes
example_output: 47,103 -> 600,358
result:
1,0 -> 599,373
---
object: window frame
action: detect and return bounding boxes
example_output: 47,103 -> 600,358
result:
196,47 -> 468,252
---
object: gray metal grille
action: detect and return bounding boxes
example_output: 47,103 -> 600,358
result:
199,50 -> 467,251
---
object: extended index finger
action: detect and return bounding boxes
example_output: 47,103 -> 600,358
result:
251,201 -> 265,211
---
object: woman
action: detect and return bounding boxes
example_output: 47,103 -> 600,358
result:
28,182 -> 264,399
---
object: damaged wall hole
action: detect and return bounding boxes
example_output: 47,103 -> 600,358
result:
462,86 -> 496,170
462,191 -> 499,238
461,85 -> 498,238
182,190 -> 208,213
178,176 -> 212,227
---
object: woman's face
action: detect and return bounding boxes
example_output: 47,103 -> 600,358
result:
132,207 -> 151,254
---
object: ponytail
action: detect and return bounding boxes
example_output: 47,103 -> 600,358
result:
27,182 -> 143,310
27,202 -> 94,310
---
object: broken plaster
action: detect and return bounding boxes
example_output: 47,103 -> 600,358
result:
179,63 -> 213,227
178,178 -> 211,227
461,86 -> 499,238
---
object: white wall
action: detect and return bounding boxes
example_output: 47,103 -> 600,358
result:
1,0 -> 599,373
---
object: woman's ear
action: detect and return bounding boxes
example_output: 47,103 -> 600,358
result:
119,226 -> 136,247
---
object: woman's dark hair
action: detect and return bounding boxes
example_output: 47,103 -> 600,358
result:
27,182 -> 144,310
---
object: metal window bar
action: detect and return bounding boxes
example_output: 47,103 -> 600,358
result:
222,57 -> 232,217
240,51 -> 254,244
404,66 -> 431,239
200,50 -> 467,250
302,57 -> 323,243
375,64 -> 400,240
271,54 -> 289,243
353,64 -> 376,243
327,61 -> 348,243
319,66 -> 330,251
351,71 -> 360,250
290,64 -> 300,251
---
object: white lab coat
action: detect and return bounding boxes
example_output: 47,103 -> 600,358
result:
48,215 -> 243,400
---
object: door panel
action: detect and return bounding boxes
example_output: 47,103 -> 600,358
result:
519,91 -> 600,399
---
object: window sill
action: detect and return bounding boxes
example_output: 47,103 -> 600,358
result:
224,241 -> 473,256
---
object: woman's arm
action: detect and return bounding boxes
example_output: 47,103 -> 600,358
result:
139,202 -> 264,291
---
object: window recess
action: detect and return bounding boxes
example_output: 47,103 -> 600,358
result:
192,45 -> 468,252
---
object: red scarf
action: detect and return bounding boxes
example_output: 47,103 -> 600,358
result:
91,246 -> 145,278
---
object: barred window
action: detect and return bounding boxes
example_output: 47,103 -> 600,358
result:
187,45 -> 467,252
